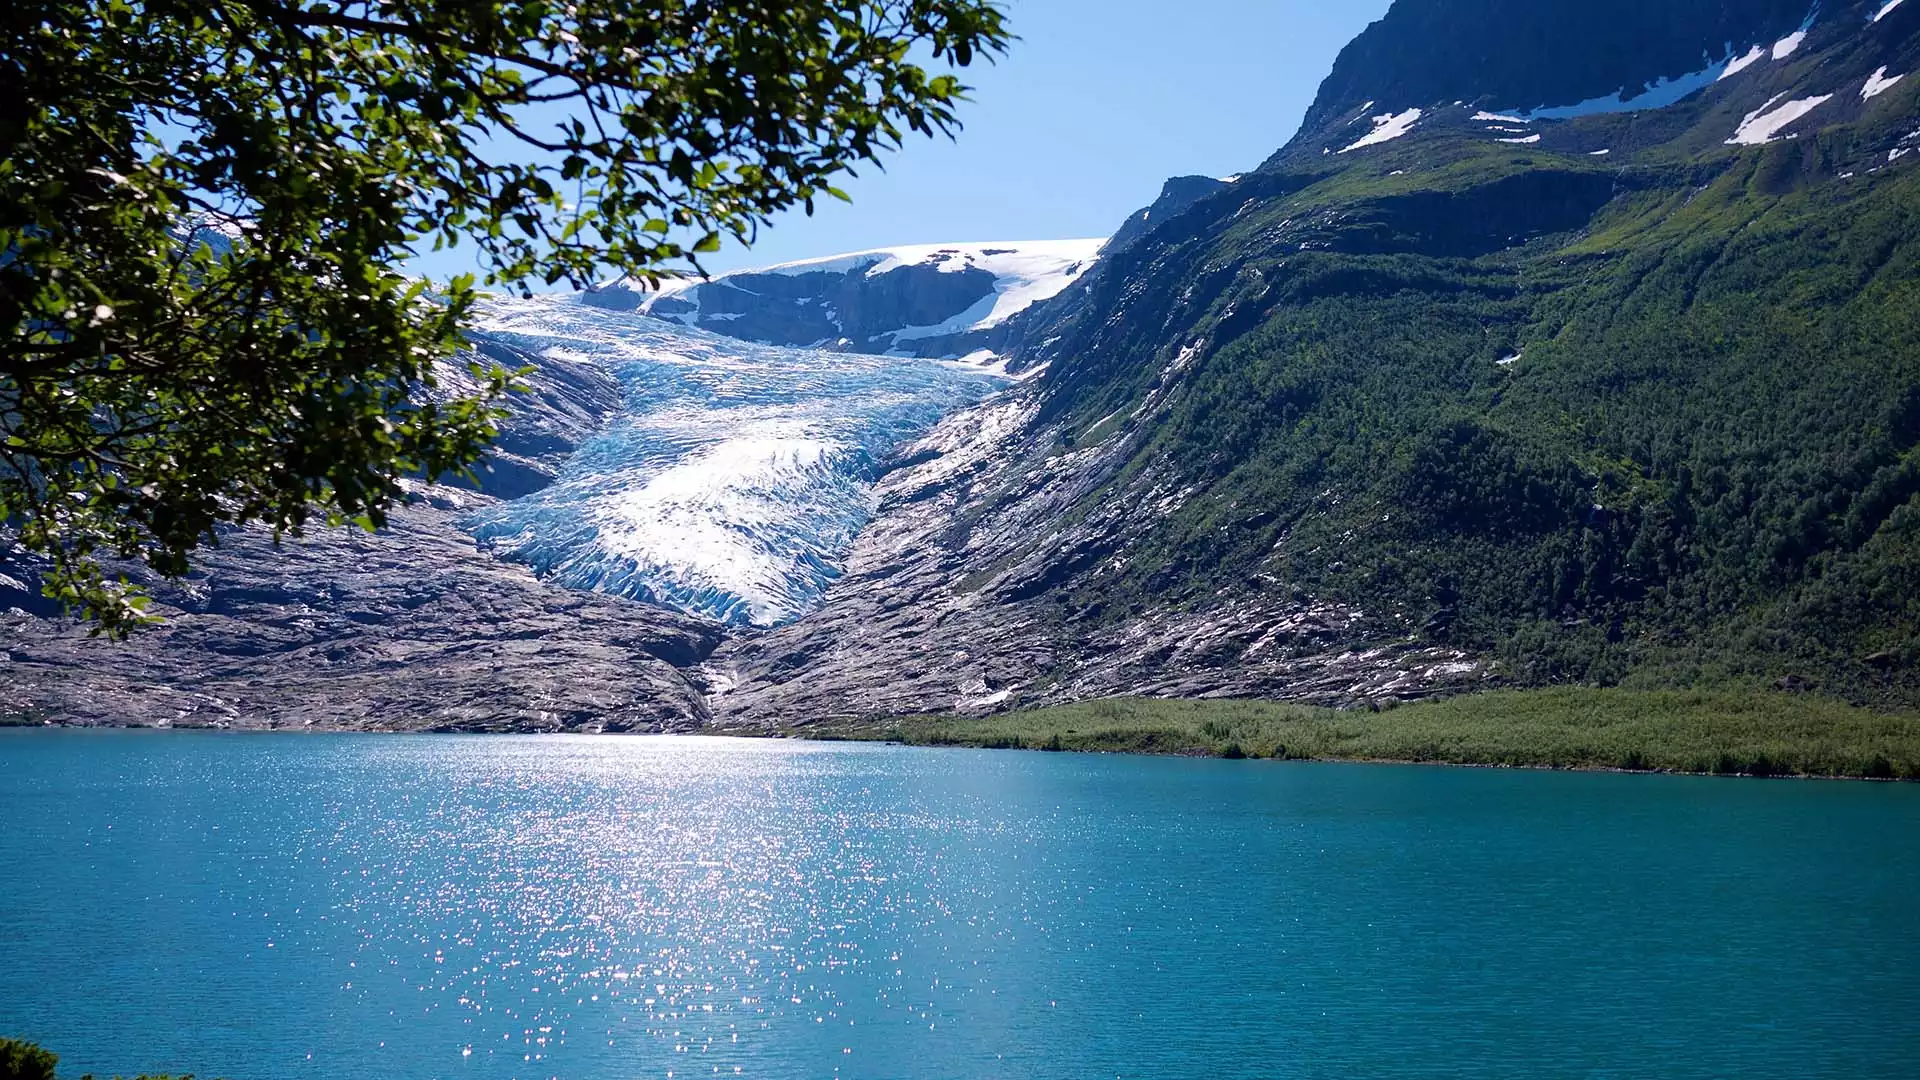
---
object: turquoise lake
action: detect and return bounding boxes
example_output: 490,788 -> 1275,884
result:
1,731 -> 1917,1079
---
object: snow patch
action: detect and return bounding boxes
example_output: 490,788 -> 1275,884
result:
937,348 -> 1033,381
1864,66 -> 1906,100
739,240 -> 1104,336
1497,134 -> 1542,144
1340,108 -> 1422,153
1720,44 -> 1768,80
1771,31 -> 1806,59
1727,93 -> 1833,145
895,395 -> 1037,491
1589,148 -> 1613,156
1472,111 -> 1528,124
1874,0 -> 1907,22
1510,46 -> 1755,120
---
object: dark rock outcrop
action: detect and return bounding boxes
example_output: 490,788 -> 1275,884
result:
624,261 -> 1000,352
1101,175 -> 1233,257
1295,0 -> 1815,134
3,503 -> 721,731
452,339 -> 626,498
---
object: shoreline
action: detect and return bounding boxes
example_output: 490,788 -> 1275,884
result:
784,729 -> 1917,782
8,721 -> 1915,783
10,685 -> 1920,782
771,687 -> 1920,782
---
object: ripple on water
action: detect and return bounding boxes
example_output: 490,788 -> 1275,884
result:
1,732 -> 1917,1080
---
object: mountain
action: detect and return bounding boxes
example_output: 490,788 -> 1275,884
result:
582,239 -> 1104,362
717,0 -> 1920,723
1296,0 -> 1820,135
1100,175 -> 1234,255
14,0 -> 1920,729
3,287 -> 1016,725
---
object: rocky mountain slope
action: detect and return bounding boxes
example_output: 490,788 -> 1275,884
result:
13,0 -> 1920,729
3,501 -> 722,731
710,393 -> 1487,725
3,343 -> 723,730
0,273 -> 1056,728
715,0 -> 1920,724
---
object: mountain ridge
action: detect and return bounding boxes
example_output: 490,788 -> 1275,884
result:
584,238 -> 1105,363
1293,0 -> 1820,139
713,0 -> 1920,725
12,0 -> 1920,729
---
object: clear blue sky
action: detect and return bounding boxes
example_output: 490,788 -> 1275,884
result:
414,0 -> 1392,283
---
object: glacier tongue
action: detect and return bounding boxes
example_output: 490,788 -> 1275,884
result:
463,294 -> 1009,627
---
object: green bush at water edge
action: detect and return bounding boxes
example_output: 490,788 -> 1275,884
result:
814,689 -> 1920,779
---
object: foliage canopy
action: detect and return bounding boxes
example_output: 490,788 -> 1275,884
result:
0,0 -> 1007,632
0,1038 -> 57,1080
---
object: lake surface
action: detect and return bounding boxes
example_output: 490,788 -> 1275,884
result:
1,732 -> 1917,1079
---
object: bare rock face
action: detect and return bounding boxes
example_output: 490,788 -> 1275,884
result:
1,338 -> 724,732
708,387 -> 1493,728
450,338 -> 629,499
636,261 -> 1001,353
2,503 -> 722,731
1100,175 -> 1232,258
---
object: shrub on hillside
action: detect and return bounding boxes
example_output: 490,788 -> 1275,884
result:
0,1040 -> 55,1080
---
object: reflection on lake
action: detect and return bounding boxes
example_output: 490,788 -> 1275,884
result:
2,731 -> 1916,1079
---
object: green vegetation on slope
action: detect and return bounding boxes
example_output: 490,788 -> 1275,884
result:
818,690 -> 1920,779
1018,103 -> 1920,704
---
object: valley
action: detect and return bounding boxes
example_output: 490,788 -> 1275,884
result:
20,5 -> 1920,1080
8,0 -> 1920,775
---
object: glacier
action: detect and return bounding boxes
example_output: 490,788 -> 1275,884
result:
460,294 -> 1012,627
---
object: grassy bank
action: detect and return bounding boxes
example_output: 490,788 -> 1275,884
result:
808,689 -> 1920,779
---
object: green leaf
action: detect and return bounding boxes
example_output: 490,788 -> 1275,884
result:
0,0 -> 1010,635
